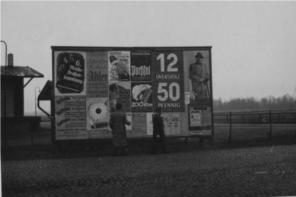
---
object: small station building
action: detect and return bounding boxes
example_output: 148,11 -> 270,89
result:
1,54 -> 44,144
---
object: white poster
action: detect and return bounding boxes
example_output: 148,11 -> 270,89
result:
190,109 -> 202,127
86,97 -> 109,130
146,113 -> 153,135
163,113 -> 181,135
126,113 -> 132,131
185,91 -> 191,105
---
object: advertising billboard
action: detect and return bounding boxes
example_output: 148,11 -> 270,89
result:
52,46 -> 213,140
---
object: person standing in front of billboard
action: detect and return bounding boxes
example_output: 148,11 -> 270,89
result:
189,52 -> 210,100
109,83 -> 120,112
151,107 -> 167,154
110,103 -> 130,156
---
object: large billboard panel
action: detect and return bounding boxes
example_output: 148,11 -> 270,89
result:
52,47 -> 213,141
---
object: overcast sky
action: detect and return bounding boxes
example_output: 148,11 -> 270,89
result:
1,1 -> 296,114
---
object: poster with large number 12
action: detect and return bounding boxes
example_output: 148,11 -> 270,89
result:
152,51 -> 184,112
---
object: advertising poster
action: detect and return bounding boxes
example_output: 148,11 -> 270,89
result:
131,51 -> 151,81
189,105 -> 212,130
152,51 -> 185,112
183,50 -> 211,108
185,91 -> 190,105
189,108 -> 202,127
55,52 -> 86,96
146,113 -> 153,135
163,113 -> 181,135
86,97 -> 109,131
129,113 -> 147,136
109,81 -> 131,112
86,52 -> 108,97
126,113 -> 132,131
131,82 -> 153,112
55,96 -> 87,139
108,51 -> 130,81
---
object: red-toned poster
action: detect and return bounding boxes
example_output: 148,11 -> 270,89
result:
152,51 -> 184,112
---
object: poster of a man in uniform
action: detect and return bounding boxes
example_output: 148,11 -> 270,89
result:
183,50 -> 212,132
188,52 -> 210,102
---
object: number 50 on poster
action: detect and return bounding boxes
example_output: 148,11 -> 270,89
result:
152,51 -> 185,112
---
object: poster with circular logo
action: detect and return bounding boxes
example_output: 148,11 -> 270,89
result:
86,98 -> 109,131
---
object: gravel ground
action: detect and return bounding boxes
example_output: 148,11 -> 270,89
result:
2,144 -> 296,197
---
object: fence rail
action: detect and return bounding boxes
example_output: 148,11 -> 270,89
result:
213,110 -> 296,142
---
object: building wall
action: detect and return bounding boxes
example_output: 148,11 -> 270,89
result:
1,76 -> 24,117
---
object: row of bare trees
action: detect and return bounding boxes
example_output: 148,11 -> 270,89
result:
213,94 -> 296,112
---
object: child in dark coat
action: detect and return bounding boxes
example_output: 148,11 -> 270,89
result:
110,103 -> 130,155
152,107 -> 167,154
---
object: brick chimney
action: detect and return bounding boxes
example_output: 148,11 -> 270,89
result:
8,53 -> 13,67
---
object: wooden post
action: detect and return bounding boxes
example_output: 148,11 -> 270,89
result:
184,137 -> 188,144
268,110 -> 272,139
31,131 -> 34,145
228,112 -> 232,143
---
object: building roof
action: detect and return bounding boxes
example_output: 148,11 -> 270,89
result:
1,66 -> 44,78
38,80 -> 53,101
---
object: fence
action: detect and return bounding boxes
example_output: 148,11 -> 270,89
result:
214,110 -> 296,142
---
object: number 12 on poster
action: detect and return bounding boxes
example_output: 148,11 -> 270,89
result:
153,51 -> 184,112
